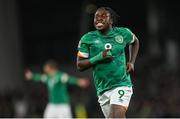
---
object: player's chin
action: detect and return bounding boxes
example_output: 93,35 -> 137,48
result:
95,26 -> 105,30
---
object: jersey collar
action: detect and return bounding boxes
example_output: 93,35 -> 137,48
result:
96,28 -> 115,38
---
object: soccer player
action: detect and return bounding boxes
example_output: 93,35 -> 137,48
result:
25,60 -> 89,118
77,7 -> 139,118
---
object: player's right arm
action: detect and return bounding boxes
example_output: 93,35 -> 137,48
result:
77,50 -> 112,71
76,56 -> 91,71
25,69 -> 47,82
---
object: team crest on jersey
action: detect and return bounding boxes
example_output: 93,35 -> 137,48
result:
115,35 -> 124,44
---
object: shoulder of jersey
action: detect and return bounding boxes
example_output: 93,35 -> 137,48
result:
113,27 -> 130,32
81,31 -> 97,41
86,30 -> 97,37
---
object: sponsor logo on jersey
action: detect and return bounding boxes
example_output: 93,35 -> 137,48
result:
94,40 -> 101,44
115,35 -> 124,44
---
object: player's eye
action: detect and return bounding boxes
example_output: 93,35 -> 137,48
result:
101,14 -> 108,18
96,14 -> 101,17
102,14 -> 106,17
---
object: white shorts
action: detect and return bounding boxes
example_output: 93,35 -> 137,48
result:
98,86 -> 133,118
43,103 -> 72,118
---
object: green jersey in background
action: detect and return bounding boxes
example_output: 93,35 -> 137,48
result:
32,71 -> 78,104
78,27 -> 135,95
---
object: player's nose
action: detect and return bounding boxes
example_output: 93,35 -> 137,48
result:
96,17 -> 103,22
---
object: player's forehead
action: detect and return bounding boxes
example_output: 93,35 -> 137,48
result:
44,64 -> 50,68
95,8 -> 110,16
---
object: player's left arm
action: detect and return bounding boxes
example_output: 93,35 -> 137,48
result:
127,34 -> 139,73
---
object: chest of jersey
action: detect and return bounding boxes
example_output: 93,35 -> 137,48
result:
89,35 -> 126,57
47,75 -> 61,89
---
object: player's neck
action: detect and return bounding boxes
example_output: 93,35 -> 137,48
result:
48,70 -> 58,76
99,26 -> 112,35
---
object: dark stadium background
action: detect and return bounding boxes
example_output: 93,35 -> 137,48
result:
0,0 -> 180,117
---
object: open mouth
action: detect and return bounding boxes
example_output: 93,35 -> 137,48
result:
96,23 -> 104,27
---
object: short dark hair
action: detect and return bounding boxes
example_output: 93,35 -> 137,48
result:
44,60 -> 59,70
97,7 -> 120,26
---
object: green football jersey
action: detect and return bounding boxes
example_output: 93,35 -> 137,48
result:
78,27 -> 135,96
32,71 -> 78,104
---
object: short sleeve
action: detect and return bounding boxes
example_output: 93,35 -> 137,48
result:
123,28 -> 135,44
60,72 -> 78,85
77,34 -> 89,58
61,73 -> 69,83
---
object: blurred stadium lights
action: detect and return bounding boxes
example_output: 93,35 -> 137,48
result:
147,0 -> 161,57
165,40 -> 178,70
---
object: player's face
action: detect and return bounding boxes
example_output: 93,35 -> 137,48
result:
94,9 -> 112,31
43,65 -> 52,74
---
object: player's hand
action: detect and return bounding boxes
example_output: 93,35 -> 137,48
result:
127,62 -> 134,73
25,69 -> 33,80
102,49 -> 112,59
78,78 -> 90,88
101,49 -> 113,63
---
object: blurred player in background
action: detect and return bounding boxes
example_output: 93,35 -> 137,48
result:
77,7 -> 139,118
25,60 -> 89,118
